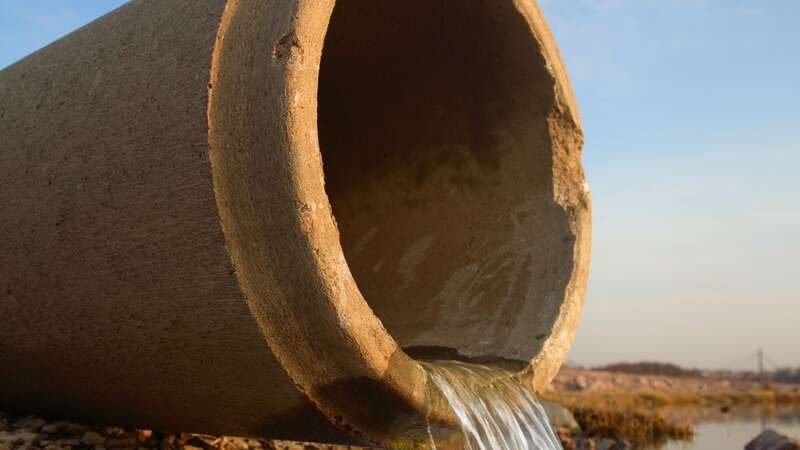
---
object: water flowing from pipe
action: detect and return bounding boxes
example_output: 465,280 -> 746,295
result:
421,361 -> 563,450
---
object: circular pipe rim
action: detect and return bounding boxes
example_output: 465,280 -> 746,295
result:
207,0 -> 589,444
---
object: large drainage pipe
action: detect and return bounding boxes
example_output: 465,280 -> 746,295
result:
0,0 -> 590,446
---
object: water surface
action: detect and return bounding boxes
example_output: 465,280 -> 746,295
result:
662,406 -> 800,450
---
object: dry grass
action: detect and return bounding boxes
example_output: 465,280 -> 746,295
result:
542,390 -> 693,448
568,405 -> 693,449
543,382 -> 800,448
546,385 -> 800,412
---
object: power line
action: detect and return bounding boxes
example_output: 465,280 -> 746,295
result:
719,351 -> 759,370
763,352 -> 783,370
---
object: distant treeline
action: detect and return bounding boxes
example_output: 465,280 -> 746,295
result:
593,361 -> 800,384
773,368 -> 800,384
594,361 -> 701,378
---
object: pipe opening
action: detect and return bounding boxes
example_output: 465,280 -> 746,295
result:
318,0 -> 575,363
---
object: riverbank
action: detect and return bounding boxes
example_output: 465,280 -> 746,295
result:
3,368 -> 798,450
547,368 -> 800,409
543,368 -> 800,449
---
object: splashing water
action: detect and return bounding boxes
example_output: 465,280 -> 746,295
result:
421,361 -> 563,450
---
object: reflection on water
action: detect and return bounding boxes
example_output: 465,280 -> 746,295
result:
422,361 -> 563,450
661,406 -> 800,450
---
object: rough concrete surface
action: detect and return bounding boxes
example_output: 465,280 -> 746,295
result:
0,0 -> 589,445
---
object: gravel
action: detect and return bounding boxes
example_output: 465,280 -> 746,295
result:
0,411 -> 370,450
0,410 -> 633,450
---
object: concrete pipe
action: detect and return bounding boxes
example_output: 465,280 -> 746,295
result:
0,0 -> 590,446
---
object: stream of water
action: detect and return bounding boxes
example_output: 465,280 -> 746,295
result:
421,361 -> 563,450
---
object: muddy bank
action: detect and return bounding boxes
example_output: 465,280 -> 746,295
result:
548,404 -> 690,450
543,368 -> 800,450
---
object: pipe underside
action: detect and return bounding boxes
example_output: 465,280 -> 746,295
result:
0,0 -> 590,446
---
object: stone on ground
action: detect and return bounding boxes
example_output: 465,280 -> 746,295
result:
746,429 -> 800,450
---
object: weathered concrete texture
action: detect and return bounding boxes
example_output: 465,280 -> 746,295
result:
0,0 -> 590,446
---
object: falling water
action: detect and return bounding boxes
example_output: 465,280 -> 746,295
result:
421,361 -> 563,450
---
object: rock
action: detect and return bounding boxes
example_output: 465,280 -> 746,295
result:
595,438 -> 617,450
43,445 -> 67,450
137,430 -> 153,440
275,444 -> 318,450
617,439 -> 633,449
106,432 -> 139,448
175,434 -> 194,447
160,435 -> 177,450
32,418 -> 48,431
651,379 -> 669,389
41,424 -> 62,434
745,429 -> 800,450
62,422 -> 89,436
594,439 -> 633,450
0,411 -> 374,450
2,430 -> 39,445
561,436 -> 577,450
13,416 -> 47,431
575,437 -> 597,450
44,421 -> 72,434
220,437 -> 251,450
542,401 -> 581,431
573,375 -> 589,390
82,431 -> 108,446
184,435 -> 217,449
244,438 -> 263,448
136,430 -> 157,447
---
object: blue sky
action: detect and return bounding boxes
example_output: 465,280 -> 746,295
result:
2,1 -> 797,370
539,0 -> 800,370
0,1 -> 126,67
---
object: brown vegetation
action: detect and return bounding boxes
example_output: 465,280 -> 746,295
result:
774,368 -> 800,385
549,368 -> 800,408
596,361 -> 701,378
568,406 -> 692,449
549,386 -> 800,412
544,367 -> 800,449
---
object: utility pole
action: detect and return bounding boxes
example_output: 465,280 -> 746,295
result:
758,348 -> 766,386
